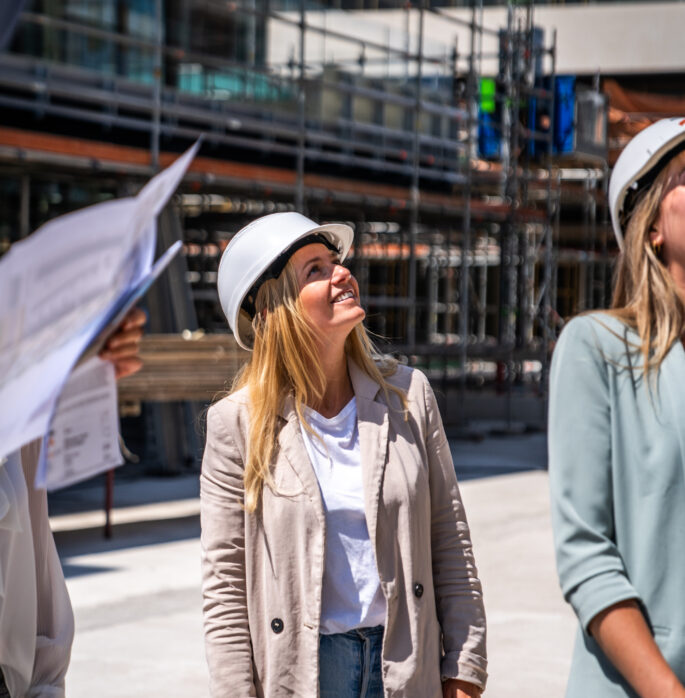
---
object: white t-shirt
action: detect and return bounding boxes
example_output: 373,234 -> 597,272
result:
299,398 -> 386,635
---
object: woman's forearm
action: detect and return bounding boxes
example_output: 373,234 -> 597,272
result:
589,600 -> 685,698
442,678 -> 482,697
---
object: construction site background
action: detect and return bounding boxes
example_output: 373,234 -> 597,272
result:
1,0 -> 681,475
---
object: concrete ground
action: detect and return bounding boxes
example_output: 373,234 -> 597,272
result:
50,433 -> 576,697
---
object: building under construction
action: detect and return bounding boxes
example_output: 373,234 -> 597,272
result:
3,0 -> 675,467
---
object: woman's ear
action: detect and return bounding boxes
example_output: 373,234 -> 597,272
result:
650,230 -> 664,247
650,222 -> 664,247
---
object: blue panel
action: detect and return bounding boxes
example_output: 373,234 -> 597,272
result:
528,74 -> 576,158
554,75 -> 576,154
478,111 -> 500,159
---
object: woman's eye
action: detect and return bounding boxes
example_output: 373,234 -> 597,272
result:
307,264 -> 320,278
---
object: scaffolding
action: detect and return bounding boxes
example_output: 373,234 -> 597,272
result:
0,0 -> 611,430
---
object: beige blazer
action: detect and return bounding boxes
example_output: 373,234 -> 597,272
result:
0,441 -> 73,698
200,360 -> 487,697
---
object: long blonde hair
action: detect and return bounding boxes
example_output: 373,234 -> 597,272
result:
609,150 -> 685,375
231,261 -> 407,513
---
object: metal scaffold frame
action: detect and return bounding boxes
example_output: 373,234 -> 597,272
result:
0,0 -> 583,430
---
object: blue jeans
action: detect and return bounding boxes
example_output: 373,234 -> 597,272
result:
319,626 -> 384,698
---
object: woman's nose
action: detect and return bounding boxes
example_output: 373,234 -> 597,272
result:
332,263 -> 351,282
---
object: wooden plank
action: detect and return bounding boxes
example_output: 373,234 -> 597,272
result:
117,333 -> 250,402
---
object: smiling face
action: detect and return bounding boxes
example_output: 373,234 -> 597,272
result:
288,242 -> 365,352
652,151 -> 685,287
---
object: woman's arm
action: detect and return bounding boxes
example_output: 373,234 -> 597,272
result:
443,678 -> 482,697
200,401 -> 257,698
588,600 -> 685,698
548,317 -> 678,694
548,318 -> 641,623
421,373 -> 488,692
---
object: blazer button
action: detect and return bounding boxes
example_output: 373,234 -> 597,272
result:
414,583 -> 424,598
271,618 -> 284,634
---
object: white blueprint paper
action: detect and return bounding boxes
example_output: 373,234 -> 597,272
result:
43,357 -> 121,491
81,239 -> 182,362
0,140 -> 199,481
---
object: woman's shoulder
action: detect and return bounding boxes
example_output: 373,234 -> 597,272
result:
558,312 -> 635,352
207,386 -> 250,434
380,360 -> 430,398
553,312 -> 640,377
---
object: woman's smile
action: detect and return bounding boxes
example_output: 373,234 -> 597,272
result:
290,243 -> 366,347
332,289 -> 356,303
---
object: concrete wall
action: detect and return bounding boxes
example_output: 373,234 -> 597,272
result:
267,3 -> 685,79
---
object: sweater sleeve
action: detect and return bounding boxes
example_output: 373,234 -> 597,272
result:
548,316 -> 640,632
200,402 -> 257,698
421,373 -> 488,689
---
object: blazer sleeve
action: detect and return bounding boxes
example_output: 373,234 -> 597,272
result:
421,373 -> 488,689
200,402 -> 257,698
548,317 -> 640,632
21,441 -> 75,698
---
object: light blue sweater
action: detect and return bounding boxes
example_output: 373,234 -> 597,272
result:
549,313 -> 685,697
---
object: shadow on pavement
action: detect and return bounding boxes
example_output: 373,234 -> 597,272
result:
451,432 -> 548,481
48,473 -> 200,517
55,513 -> 200,568
61,562 -> 120,578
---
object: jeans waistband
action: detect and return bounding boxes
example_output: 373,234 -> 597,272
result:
325,625 -> 383,640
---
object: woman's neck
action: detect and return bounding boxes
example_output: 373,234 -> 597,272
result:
668,263 -> 685,305
309,347 -> 353,418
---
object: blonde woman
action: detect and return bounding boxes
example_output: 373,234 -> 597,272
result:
549,118 -> 685,697
200,212 -> 487,698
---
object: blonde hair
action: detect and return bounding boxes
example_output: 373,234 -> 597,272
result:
231,261 -> 407,513
609,150 -> 685,375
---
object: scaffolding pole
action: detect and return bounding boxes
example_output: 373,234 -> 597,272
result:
407,0 -> 426,352
458,0 -> 479,423
296,0 -> 306,212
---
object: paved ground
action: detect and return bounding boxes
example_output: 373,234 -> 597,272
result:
50,433 -> 576,697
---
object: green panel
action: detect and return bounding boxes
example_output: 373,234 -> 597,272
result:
480,77 -> 496,114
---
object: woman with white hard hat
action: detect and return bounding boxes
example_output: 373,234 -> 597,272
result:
200,212 -> 487,698
549,117 -> 685,697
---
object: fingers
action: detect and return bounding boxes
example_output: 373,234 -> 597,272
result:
100,306 -> 146,354
99,338 -> 143,362
121,306 -> 147,331
102,326 -> 144,353
112,357 -> 143,381
99,306 -> 147,380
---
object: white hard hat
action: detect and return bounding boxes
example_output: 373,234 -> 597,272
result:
217,211 -> 354,350
609,117 -> 685,248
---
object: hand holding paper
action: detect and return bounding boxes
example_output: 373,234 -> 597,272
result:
0,140 -> 200,489
99,307 -> 147,379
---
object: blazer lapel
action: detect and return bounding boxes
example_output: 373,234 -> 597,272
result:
277,397 -> 325,525
659,340 -> 685,471
348,359 -> 389,547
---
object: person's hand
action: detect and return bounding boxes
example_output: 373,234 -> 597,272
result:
98,307 -> 146,380
443,679 -> 482,698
